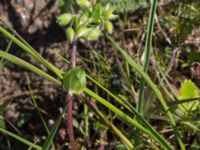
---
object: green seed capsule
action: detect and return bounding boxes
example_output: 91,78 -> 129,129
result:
105,21 -> 113,34
63,67 -> 86,95
66,27 -> 75,43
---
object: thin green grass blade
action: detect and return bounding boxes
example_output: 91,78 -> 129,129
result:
84,88 -> 173,150
0,116 -> 5,129
156,62 -> 178,99
86,75 -> 134,113
28,85 -> 50,134
0,127 -> 42,150
0,50 -> 61,86
0,38 -> 13,68
106,34 -> 185,150
137,0 -> 157,114
42,101 -> 68,150
84,98 -> 135,150
181,121 -> 200,133
0,26 -> 63,79
169,98 -> 200,106
87,75 -> 172,149
27,85 -> 56,150
148,97 -> 200,115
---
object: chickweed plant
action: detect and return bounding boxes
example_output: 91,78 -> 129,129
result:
0,0 -> 200,149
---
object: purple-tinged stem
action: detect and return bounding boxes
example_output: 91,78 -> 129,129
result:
68,94 -> 76,150
68,42 -> 77,150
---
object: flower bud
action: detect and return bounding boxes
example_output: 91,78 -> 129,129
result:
65,27 -> 75,43
105,21 -> 113,34
76,0 -> 91,9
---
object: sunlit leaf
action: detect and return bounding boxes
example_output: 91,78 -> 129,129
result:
178,80 -> 199,111
57,13 -> 73,26
76,0 -> 91,9
63,67 -> 86,95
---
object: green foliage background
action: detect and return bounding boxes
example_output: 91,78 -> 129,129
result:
101,0 -> 147,13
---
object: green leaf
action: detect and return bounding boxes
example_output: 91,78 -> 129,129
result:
82,27 -> 101,40
91,3 -> 103,21
77,26 -> 91,37
79,12 -> 89,25
76,0 -> 91,8
178,80 -> 199,111
103,4 -> 118,20
57,13 -> 73,26
63,67 -> 86,95
77,26 -> 101,40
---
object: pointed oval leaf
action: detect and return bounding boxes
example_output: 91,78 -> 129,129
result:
178,79 -> 199,111
63,67 -> 86,95
57,13 -> 73,26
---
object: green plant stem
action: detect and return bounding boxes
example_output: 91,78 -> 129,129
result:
68,43 -> 78,150
67,94 -> 76,150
